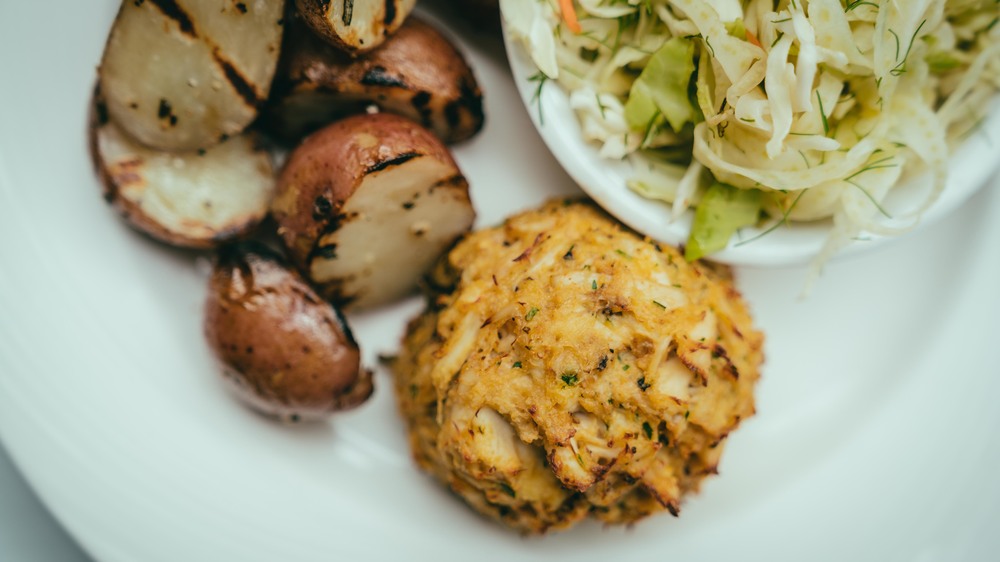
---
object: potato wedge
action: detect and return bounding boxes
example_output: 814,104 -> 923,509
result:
271,113 -> 475,309
295,0 -> 416,54
90,91 -> 275,248
263,15 -> 484,144
99,0 -> 285,151
204,242 -> 372,422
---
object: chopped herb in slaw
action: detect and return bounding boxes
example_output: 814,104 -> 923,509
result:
501,0 -> 1000,266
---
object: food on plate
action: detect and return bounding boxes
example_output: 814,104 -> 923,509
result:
502,0 -> 1000,262
89,91 -> 275,249
393,199 -> 764,533
264,14 -> 485,144
271,112 -> 475,310
295,0 -> 417,54
99,0 -> 285,151
204,242 -> 372,422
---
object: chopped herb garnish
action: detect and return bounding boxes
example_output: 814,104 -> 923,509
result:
770,31 -> 784,48
735,190 -> 805,247
526,307 -> 539,321
846,0 -> 877,11
592,279 -> 598,290
527,72 -> 549,125
816,91 -> 829,135
889,20 -> 927,76
642,421 -> 653,439
561,372 -> 579,386
652,300 -> 666,309
637,377 -> 651,391
513,361 -> 523,368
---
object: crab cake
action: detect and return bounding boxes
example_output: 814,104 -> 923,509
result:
393,199 -> 764,533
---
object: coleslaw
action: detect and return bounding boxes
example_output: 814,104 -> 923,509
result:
501,0 -> 1000,264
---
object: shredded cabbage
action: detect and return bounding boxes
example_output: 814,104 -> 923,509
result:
501,0 -> 1000,264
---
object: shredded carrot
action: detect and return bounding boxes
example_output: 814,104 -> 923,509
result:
745,29 -> 763,49
559,0 -> 582,34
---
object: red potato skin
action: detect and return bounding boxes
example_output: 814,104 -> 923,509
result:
270,112 -> 467,274
264,14 -> 484,144
204,242 -> 373,420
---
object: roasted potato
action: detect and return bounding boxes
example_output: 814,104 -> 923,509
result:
295,0 -> 416,54
99,0 -> 285,151
204,242 -> 372,422
271,113 -> 475,310
90,91 -> 275,249
263,15 -> 484,144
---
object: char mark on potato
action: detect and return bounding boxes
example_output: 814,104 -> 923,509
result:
365,151 -> 420,174
341,0 -> 353,25
360,66 -> 408,88
316,244 -> 338,259
148,0 -> 197,37
157,98 -> 178,126
427,174 -> 467,193
95,99 -> 109,125
410,90 -> 434,127
459,77 -> 485,121
212,50 -> 261,108
384,0 -> 397,25
313,195 -> 334,220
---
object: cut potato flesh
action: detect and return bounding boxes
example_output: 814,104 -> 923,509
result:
93,110 -> 275,248
99,0 -> 285,151
310,155 -> 473,308
298,0 -> 417,53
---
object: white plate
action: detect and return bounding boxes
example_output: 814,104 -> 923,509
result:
503,24 -> 1000,267
2,3 -> 1000,562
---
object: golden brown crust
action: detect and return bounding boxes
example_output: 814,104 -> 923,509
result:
204,242 -> 372,421
264,14 -> 484,144
271,112 -> 461,272
393,199 -> 765,533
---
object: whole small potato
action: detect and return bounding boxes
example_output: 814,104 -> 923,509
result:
204,242 -> 373,422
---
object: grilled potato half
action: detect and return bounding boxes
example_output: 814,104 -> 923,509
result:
205,242 -> 372,422
90,92 -> 275,248
271,113 -> 475,310
295,0 -> 416,54
99,0 -> 285,151
264,15 -> 484,144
